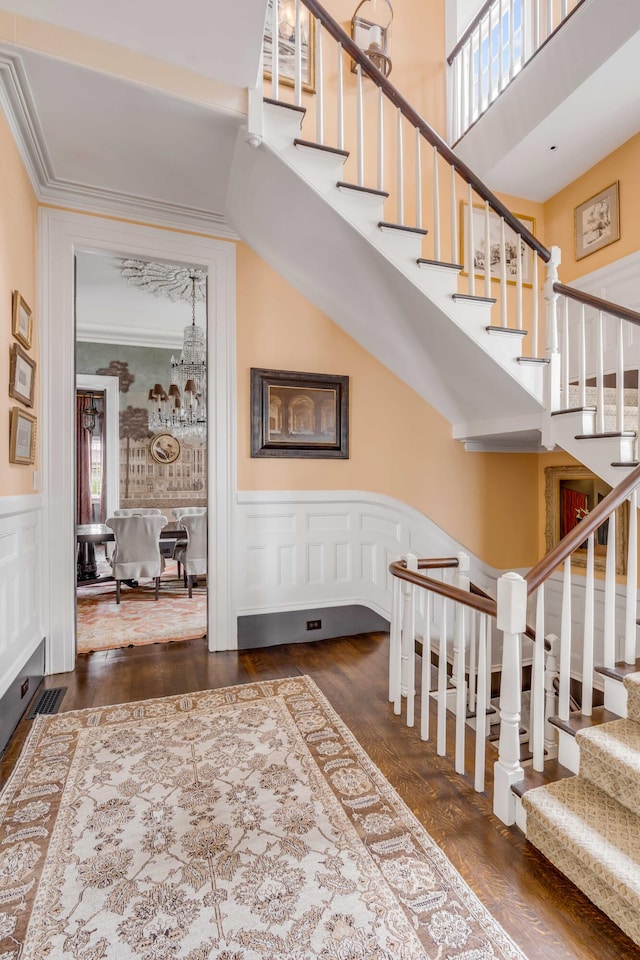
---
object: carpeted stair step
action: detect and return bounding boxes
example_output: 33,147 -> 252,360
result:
577,718 -> 640,817
568,385 -> 638,406
522,777 -> 640,947
624,672 -> 640,722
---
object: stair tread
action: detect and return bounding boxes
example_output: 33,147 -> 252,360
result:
293,138 -> 349,158
516,356 -> 550,364
523,777 -> 640,899
451,293 -> 496,304
336,180 -> 389,198
378,221 -> 429,236
511,761 -> 575,798
263,97 -> 307,115
551,407 -> 596,416
549,706 -> 620,738
595,659 -> 640,682
486,325 -> 527,335
416,258 -> 463,271
575,431 -> 636,439
578,718 -> 640,773
611,461 -> 640,467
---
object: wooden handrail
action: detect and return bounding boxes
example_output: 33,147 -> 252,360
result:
389,560 -> 497,617
526,463 -> 640,594
554,282 -> 640,328
300,0 -> 550,261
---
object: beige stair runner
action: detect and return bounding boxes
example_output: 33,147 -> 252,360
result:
522,674 -> 640,947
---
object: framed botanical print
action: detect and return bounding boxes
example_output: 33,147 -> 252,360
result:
9,407 -> 37,464
9,343 -> 36,407
460,202 -> 536,286
12,291 -> 33,349
574,182 -> 620,260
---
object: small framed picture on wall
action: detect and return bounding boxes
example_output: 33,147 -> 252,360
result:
12,291 -> 33,350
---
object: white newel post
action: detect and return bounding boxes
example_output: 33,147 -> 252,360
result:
494,571 -> 527,824
542,245 -> 562,448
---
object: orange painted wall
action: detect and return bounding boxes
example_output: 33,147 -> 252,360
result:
0,107 -> 38,497
544,132 -> 640,284
237,244 -> 539,569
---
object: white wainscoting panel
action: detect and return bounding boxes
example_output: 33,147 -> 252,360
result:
236,491 -> 506,630
0,495 -> 44,699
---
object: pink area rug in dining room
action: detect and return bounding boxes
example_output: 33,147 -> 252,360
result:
76,560 -> 207,653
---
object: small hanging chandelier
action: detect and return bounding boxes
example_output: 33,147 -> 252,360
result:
147,273 -> 207,443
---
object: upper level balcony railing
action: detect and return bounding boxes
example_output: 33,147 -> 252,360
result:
448,0 -> 586,144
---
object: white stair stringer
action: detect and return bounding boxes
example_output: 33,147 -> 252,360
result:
549,409 -> 638,487
226,103 -> 546,446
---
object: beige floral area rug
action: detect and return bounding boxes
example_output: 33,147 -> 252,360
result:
0,677 -> 527,959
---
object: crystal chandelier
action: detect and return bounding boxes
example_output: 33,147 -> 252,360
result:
148,273 -> 207,443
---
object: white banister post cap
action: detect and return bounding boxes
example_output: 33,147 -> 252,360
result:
496,571 -> 527,633
457,551 -> 470,572
405,553 -> 418,571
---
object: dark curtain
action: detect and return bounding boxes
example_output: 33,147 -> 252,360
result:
95,396 -> 106,523
76,394 -> 96,580
561,488 -> 588,541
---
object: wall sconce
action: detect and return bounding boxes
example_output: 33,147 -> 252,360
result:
351,0 -> 393,77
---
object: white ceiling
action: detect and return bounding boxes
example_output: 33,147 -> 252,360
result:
2,0 -> 268,88
16,47 -> 242,221
76,251 -> 203,349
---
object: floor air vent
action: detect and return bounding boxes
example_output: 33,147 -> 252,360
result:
27,687 -> 67,718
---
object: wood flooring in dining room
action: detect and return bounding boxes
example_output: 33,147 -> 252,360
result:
2,632 -> 639,960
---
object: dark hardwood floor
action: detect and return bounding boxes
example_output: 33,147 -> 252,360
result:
2,632 -> 639,960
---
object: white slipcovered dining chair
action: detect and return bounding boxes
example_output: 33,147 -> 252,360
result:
171,507 -> 206,578
105,514 -> 167,603
173,512 -> 207,598
113,508 -> 162,516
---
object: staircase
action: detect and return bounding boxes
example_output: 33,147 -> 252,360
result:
231,4 -> 640,943
522,672 -> 640,947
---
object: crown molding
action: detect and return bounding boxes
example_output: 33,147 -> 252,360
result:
0,46 -> 240,240
76,322 -> 184,350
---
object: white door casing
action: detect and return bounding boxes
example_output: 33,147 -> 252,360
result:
76,373 -> 120,522
39,208 -> 237,673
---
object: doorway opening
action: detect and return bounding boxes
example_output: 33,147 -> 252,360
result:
74,251 -> 208,653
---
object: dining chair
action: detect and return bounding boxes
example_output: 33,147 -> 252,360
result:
173,512 -> 207,598
105,514 -> 167,603
113,508 -> 162,516
171,507 -> 206,578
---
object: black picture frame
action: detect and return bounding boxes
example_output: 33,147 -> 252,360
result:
251,368 -> 349,458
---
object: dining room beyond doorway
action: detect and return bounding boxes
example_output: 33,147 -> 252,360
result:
74,251 -> 208,653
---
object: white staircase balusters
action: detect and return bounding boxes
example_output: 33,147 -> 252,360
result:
516,220 -> 523,329
531,255 -> 539,356
543,634 -> 559,759
625,489 -> 638,664
561,298 -> 570,407
450,165 -> 458,264
616,317 -> 624,434
454,552 -> 470,775
596,310 -> 605,434
437,596 -> 448,757
315,20 -> 323,144
415,129 -> 422,230
578,303 -> 586,408
389,574 -> 402,711
484,201 -> 491,299
603,508 -> 617,669
356,64 -> 364,186
271,0 -> 280,98
401,553 -> 418,725
376,86 -> 384,191
421,591 -> 432,741
468,183 -> 475,296
336,42 -> 344,150
500,217 -> 507,327
531,586 -> 546,771
396,108 -> 404,224
294,0 -> 302,106
474,613 -> 489,793
581,532 -> 595,716
432,146 -> 440,260
558,558 -> 572,722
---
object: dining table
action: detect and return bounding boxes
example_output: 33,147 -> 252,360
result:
76,522 -> 185,586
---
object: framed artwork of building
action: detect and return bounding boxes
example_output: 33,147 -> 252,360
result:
251,368 -> 349,458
